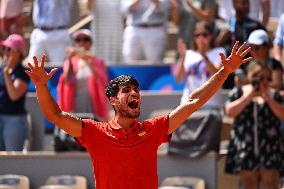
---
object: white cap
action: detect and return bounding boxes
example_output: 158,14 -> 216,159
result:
72,29 -> 92,39
247,29 -> 269,45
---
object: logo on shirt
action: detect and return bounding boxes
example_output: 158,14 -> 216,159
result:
138,131 -> 146,137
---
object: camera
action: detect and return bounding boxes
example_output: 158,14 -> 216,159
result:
68,47 -> 85,57
251,77 -> 260,91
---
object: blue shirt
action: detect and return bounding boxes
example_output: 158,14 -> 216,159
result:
274,14 -> 284,47
0,63 -> 30,115
33,0 -> 72,28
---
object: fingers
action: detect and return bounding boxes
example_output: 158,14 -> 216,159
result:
240,47 -> 251,57
33,56 -> 39,67
231,41 -> 239,55
219,52 -> 226,63
27,63 -> 34,70
242,56 -> 254,63
40,54 -> 46,68
236,42 -> 247,55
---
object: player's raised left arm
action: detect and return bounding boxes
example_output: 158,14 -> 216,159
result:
168,41 -> 253,134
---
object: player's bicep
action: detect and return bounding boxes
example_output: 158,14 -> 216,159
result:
168,100 -> 198,134
55,112 -> 83,138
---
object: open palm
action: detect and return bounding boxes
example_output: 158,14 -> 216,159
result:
219,41 -> 253,74
25,55 -> 58,86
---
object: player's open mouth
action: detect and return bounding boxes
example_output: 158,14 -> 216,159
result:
128,99 -> 139,109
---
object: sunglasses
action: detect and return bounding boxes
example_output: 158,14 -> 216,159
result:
74,37 -> 91,43
194,32 -> 210,38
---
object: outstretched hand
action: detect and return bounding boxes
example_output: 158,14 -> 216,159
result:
219,41 -> 253,74
25,54 -> 58,86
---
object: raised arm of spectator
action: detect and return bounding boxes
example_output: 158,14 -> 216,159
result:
87,0 -> 94,10
273,14 -> 284,62
185,0 -> 216,22
170,0 -> 179,26
261,0 -> 270,26
173,39 -> 187,83
121,0 -> 141,14
168,41 -> 253,134
225,88 -> 255,117
25,55 -> 82,137
262,90 -> 284,119
3,66 -> 28,101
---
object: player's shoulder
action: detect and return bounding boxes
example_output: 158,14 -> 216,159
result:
142,114 -> 169,126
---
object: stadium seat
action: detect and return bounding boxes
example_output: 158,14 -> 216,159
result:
45,175 -> 87,189
160,176 -> 205,189
0,175 -> 29,189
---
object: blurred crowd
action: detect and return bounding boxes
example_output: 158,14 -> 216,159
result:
1,0 -> 284,188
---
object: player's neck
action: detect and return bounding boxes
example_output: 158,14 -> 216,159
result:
113,116 -> 136,132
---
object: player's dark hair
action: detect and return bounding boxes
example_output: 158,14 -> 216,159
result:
105,75 -> 139,99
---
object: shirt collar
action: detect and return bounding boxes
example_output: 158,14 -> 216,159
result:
109,119 -> 140,130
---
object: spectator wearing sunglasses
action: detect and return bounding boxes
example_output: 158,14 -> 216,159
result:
0,34 -> 30,151
57,29 -> 109,121
224,61 -> 284,189
174,21 -> 225,109
248,29 -> 283,90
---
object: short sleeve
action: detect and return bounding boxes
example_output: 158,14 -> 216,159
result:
14,67 -> 30,84
269,58 -> 284,71
76,119 -> 100,148
146,114 -> 171,145
274,91 -> 284,104
227,87 -> 243,103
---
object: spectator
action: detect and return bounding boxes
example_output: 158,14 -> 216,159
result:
219,0 -> 266,89
27,0 -> 75,65
224,61 -> 284,189
121,0 -> 172,64
248,29 -> 283,90
174,0 -> 217,49
0,0 -> 28,39
270,0 -> 284,18
87,0 -> 123,65
273,14 -> 284,65
217,0 -> 270,26
0,34 -> 30,151
174,21 -> 225,108
57,29 -> 109,121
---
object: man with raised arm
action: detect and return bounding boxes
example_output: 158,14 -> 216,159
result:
25,41 -> 252,189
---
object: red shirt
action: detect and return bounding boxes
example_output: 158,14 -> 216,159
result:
76,115 -> 171,189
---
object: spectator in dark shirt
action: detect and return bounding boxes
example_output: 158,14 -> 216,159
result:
0,34 -> 30,151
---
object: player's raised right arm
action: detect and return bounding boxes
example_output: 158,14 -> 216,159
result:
25,55 -> 82,137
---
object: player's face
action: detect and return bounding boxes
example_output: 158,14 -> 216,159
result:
115,84 -> 141,118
